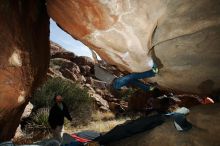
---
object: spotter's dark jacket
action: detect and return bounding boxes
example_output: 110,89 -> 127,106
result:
48,102 -> 72,129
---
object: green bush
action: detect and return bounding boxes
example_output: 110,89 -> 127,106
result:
50,58 -> 66,67
25,108 -> 51,139
27,108 -> 50,131
31,77 -> 93,125
31,108 -> 50,129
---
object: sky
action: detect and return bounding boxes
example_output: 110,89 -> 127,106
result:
50,19 -> 93,58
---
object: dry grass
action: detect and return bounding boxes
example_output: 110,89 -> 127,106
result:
65,111 -> 130,134
13,132 -> 51,144
13,137 -> 34,145
91,111 -> 115,121
13,111 -> 129,144
66,118 -> 127,134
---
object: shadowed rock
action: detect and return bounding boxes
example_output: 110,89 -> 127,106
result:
110,104 -> 220,146
0,0 -> 49,141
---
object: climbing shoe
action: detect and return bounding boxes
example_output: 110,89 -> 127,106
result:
148,82 -> 158,91
152,63 -> 159,74
149,86 -> 156,91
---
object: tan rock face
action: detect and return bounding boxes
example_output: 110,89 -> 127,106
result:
0,0 -> 49,141
47,0 -> 220,94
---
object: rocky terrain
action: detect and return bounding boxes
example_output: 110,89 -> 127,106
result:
12,42 -> 219,145
0,0 -> 220,142
48,41 -> 127,113
48,42 -> 203,114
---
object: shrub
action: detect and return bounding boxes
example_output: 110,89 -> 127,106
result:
31,77 -> 93,125
26,108 -> 50,131
25,108 -> 51,140
31,108 -> 50,130
50,58 -> 66,67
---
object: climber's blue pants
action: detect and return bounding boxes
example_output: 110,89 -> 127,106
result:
112,69 -> 156,92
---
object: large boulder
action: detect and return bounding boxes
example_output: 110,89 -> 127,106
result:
0,0 -> 49,141
47,0 -> 220,94
110,104 -> 220,146
14,102 -> 33,139
80,65 -> 92,76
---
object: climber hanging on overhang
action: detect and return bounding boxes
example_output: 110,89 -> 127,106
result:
111,63 -> 158,92
92,51 -> 159,93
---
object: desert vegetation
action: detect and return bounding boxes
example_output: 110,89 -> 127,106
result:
13,78 -> 128,144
